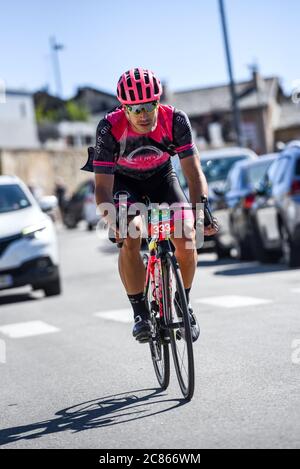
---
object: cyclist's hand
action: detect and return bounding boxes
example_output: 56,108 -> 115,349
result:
108,223 -> 122,243
204,218 -> 219,236
194,196 -> 220,237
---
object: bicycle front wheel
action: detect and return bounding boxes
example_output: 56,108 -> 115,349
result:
143,253 -> 170,390
162,252 -> 195,400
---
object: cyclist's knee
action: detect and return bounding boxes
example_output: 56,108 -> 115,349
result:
173,232 -> 196,253
122,233 -> 141,252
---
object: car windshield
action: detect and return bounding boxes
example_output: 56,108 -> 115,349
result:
246,161 -> 274,188
201,155 -> 248,183
0,184 -> 31,214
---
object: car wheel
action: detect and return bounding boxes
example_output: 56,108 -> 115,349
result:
43,277 -> 62,297
281,224 -> 300,268
236,237 -> 255,261
251,226 -> 282,264
215,239 -> 231,259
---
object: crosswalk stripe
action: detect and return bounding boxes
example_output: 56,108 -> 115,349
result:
195,295 -> 272,308
94,309 -> 132,323
0,321 -> 60,338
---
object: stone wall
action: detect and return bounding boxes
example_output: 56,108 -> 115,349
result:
0,148 -> 93,197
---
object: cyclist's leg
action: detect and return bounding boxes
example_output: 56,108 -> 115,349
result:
112,174 -> 145,294
112,174 -> 151,340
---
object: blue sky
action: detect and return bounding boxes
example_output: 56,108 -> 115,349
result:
1,0 -> 298,97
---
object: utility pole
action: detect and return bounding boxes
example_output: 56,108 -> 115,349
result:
50,36 -> 64,98
218,0 -> 242,146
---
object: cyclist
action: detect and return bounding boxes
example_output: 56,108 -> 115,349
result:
82,68 -> 218,343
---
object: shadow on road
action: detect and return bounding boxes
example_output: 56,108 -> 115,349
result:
0,388 -> 186,447
214,261 -> 290,276
0,291 -> 41,306
197,257 -> 240,268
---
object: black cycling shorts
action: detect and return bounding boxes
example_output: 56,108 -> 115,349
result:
112,160 -> 188,208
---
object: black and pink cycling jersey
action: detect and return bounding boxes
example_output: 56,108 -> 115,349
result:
81,104 -> 197,180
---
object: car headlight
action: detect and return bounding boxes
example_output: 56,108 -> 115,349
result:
22,223 -> 47,239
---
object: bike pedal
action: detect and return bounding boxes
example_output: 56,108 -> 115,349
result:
136,333 -> 152,344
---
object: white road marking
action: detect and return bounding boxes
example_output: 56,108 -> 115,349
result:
195,295 -> 272,308
94,309 -> 133,323
291,288 -> 300,293
0,321 -> 60,338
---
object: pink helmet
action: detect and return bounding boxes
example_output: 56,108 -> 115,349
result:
117,68 -> 162,105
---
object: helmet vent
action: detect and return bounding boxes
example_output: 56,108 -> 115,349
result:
129,90 -> 135,101
146,87 -> 151,99
134,68 -> 140,80
144,72 -> 150,84
120,83 -> 126,100
136,83 -> 143,100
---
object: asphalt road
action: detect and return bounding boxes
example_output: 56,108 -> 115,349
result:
0,224 -> 299,449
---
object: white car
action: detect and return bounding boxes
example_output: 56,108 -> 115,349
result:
0,175 -> 61,296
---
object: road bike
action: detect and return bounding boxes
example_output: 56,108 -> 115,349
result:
142,206 -> 195,401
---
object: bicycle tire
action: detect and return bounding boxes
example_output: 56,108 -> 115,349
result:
162,252 -> 195,400
143,253 -> 170,390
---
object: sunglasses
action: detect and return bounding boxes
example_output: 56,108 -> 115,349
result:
125,101 -> 159,114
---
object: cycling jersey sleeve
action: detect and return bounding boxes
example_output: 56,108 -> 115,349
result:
80,118 -> 119,174
93,118 -> 119,174
173,110 -> 197,160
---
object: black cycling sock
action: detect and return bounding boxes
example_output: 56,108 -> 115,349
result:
127,292 -> 148,319
175,288 -> 191,305
185,288 -> 191,304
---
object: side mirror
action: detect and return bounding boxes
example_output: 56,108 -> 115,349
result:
39,195 -> 58,212
213,187 -> 225,197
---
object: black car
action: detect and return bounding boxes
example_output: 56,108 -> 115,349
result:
213,154 -> 278,260
63,180 -> 95,229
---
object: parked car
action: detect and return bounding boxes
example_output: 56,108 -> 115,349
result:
213,154 -> 278,260
252,145 -> 300,267
0,175 -> 61,296
173,146 -> 257,199
172,147 -> 257,253
63,180 -> 98,230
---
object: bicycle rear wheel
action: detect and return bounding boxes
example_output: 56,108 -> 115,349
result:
143,254 -> 170,390
162,252 -> 195,400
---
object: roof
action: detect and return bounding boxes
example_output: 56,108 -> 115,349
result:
6,89 -> 33,97
199,146 -> 257,160
234,153 -> 278,170
74,86 -> 116,100
0,175 -> 20,185
170,77 -> 280,117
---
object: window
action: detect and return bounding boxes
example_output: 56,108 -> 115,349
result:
271,158 -> 290,184
0,184 -> 31,213
66,135 -> 75,146
246,161 -> 274,188
201,155 -> 248,183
